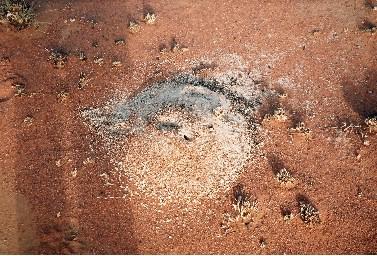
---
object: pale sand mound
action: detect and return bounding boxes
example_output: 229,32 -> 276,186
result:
81,71 -> 272,205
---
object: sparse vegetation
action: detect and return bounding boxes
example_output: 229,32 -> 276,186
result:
23,115 -> 33,125
259,238 -> 267,248
159,43 -> 168,54
12,82 -> 26,96
49,49 -> 68,68
171,38 -> 188,52
359,19 -> 377,33
365,0 -> 377,9
278,92 -> 288,98
299,199 -> 320,225
144,12 -> 156,24
57,90 -> 69,102
282,209 -> 294,222
265,107 -> 289,122
221,185 -> 259,233
78,72 -> 91,89
336,122 -> 362,134
93,56 -> 104,66
365,115 -> 377,132
78,51 -> 87,61
328,120 -> 372,145
64,228 -> 79,241
0,0 -> 34,29
114,38 -> 125,45
289,122 -> 311,136
365,0 -> 377,11
111,60 -> 122,67
128,20 -> 140,33
276,168 -> 295,185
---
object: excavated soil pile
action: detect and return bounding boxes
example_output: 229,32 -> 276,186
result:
82,71 -> 272,205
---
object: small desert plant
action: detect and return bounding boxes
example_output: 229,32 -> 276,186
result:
12,82 -> 26,96
57,90 -> 69,102
144,12 -> 156,24
365,115 -> 377,132
128,20 -> 140,33
359,19 -> 377,33
49,48 -> 68,68
299,199 -> 320,225
289,122 -> 311,136
93,56 -> 104,66
233,185 -> 258,223
282,209 -> 294,222
259,238 -> 267,248
171,38 -> 188,52
111,60 -> 122,67
78,72 -> 91,89
365,0 -> 377,10
0,0 -> 34,29
114,38 -> 125,45
78,51 -> 87,61
276,168 -> 295,185
221,185 -> 259,233
265,107 -> 289,122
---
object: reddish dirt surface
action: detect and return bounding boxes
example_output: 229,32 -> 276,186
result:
0,0 -> 377,254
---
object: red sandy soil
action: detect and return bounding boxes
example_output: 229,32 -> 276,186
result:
0,0 -> 376,254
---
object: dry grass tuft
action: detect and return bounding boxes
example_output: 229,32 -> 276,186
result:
144,12 -> 156,24
128,20 -> 140,33
221,185 -> 259,233
299,199 -> 320,225
276,168 -> 295,185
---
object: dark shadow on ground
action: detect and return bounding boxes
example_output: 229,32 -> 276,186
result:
342,69 -> 377,119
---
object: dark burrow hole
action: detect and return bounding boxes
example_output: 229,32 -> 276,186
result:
156,122 -> 180,131
183,134 -> 192,141
232,184 -> 249,205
